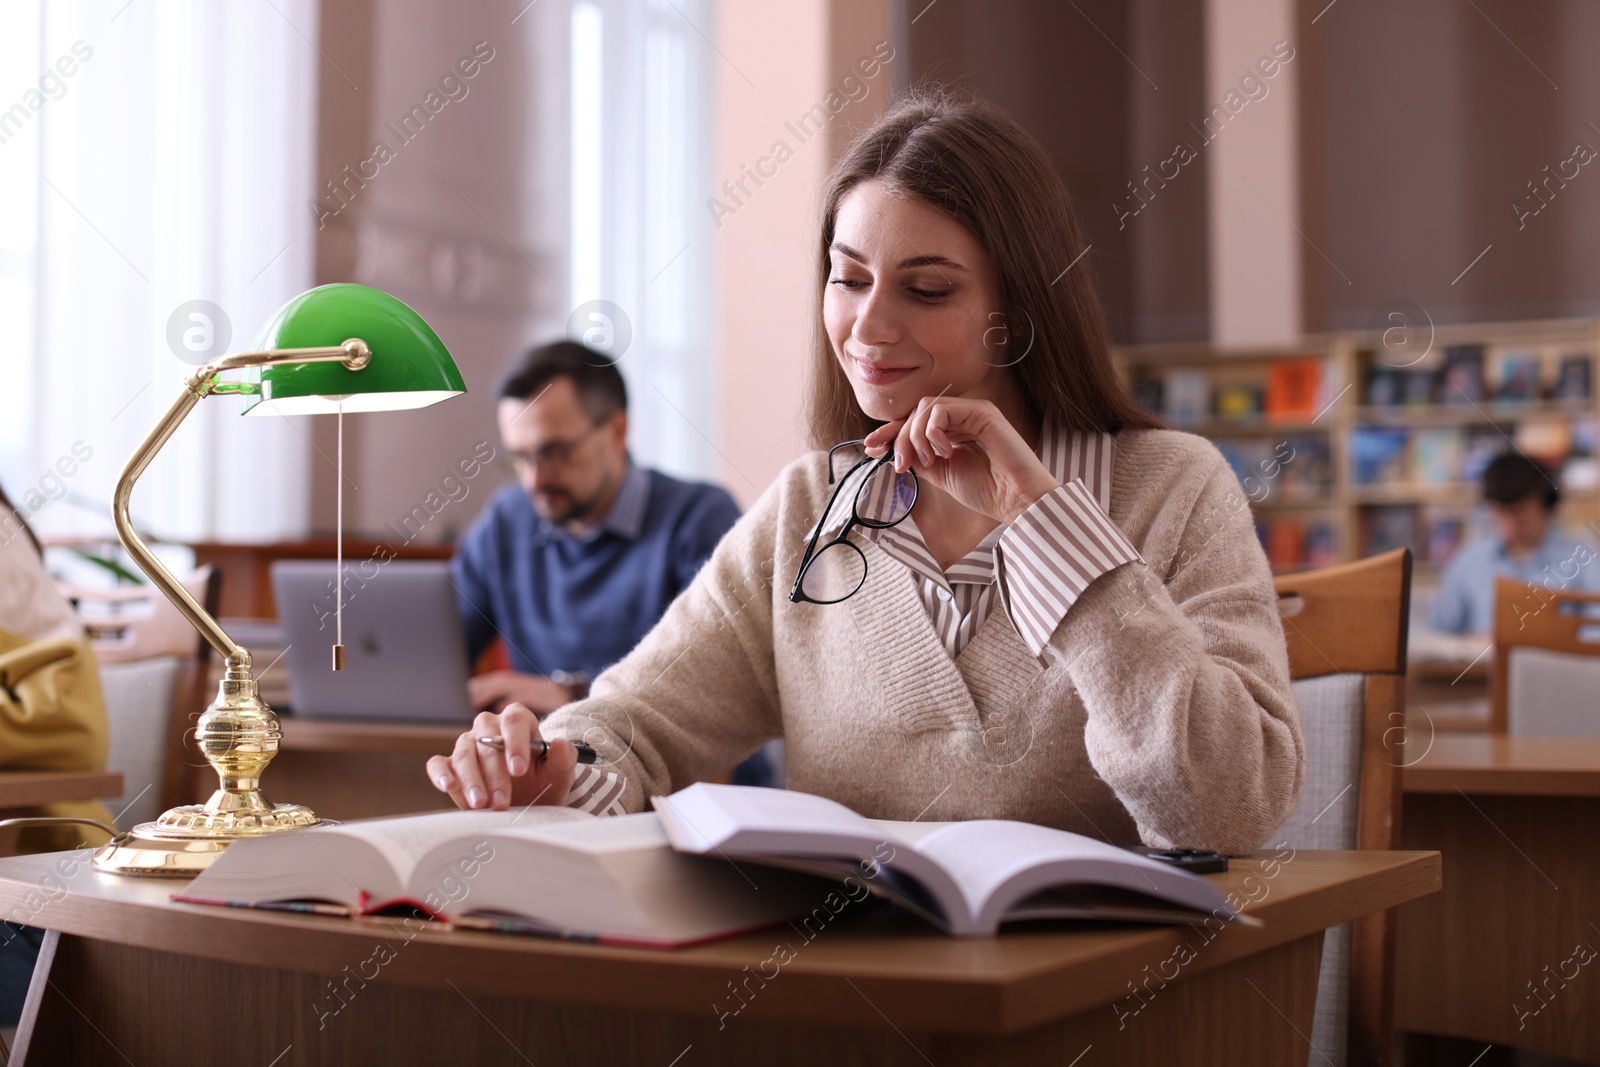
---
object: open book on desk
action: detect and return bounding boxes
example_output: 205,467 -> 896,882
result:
174,807 -> 828,948
653,783 -> 1243,937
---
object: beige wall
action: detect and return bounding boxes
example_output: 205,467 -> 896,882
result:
711,0 -> 897,508
311,0 -> 560,540
310,0 -> 899,529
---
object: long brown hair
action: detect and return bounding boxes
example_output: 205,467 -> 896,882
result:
806,86 -> 1161,449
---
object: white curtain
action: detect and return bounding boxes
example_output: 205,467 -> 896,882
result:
529,0 -> 721,481
1,0 -> 319,544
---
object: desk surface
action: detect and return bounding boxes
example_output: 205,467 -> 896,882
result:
1403,734 -> 1600,796
0,770 -> 124,809
0,846 -> 1438,1036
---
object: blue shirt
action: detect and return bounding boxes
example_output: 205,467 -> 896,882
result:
453,462 -> 741,677
1431,528 -> 1600,634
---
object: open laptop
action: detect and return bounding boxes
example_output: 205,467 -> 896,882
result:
271,560 -> 475,722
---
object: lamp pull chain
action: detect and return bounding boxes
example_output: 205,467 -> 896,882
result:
333,400 -> 346,671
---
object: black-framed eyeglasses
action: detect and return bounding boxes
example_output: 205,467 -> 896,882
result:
788,439 -> 919,605
503,420 -> 606,473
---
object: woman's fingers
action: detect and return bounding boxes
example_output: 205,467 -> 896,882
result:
426,753 -> 466,808
448,729 -> 491,809
499,703 -> 538,777
862,419 -> 903,457
471,711 -> 513,809
903,399 -> 933,467
431,707 -> 574,812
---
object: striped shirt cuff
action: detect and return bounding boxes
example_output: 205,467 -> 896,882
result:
566,763 -> 629,817
994,479 -> 1142,659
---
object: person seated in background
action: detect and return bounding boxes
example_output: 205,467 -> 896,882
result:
453,341 -> 775,785
0,482 -> 116,1026
1432,452 -> 1600,637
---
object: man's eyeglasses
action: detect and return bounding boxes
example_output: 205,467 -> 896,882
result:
788,440 -> 918,605
504,421 -> 605,473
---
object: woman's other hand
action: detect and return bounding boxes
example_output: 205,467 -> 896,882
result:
863,396 -> 1059,524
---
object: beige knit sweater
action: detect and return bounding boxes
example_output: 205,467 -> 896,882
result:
543,428 -> 1306,854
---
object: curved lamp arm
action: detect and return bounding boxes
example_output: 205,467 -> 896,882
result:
111,340 -> 371,661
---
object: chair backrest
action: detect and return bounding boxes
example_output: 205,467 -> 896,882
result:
1492,578 -> 1600,735
62,566 -> 221,823
1274,548 -> 1411,1067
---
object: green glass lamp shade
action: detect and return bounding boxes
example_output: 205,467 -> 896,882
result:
242,283 -> 465,415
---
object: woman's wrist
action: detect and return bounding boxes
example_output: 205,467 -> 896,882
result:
999,473 -> 1062,525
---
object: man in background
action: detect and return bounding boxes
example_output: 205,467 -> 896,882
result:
453,340 -> 774,784
1432,452 -> 1600,635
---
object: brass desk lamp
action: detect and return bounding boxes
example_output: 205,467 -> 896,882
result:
92,284 -> 465,876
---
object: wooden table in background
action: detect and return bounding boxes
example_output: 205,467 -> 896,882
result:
3,848 -> 1439,1066
1397,735 -> 1600,1062
0,770 -> 124,853
0,770 -> 123,810
1406,658 -> 1493,733
267,718 -> 462,821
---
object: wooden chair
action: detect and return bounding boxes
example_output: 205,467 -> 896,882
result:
59,566 -> 221,823
1491,578 -> 1600,735
1273,548 -> 1412,1067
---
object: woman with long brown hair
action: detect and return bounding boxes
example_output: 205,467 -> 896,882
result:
430,88 -> 1304,854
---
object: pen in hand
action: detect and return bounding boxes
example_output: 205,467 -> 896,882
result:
475,736 -> 599,765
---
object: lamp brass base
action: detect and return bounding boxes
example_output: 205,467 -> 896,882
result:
92,801 -> 321,877
93,652 -> 323,877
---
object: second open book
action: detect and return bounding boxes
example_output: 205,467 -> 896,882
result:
177,782 -> 1237,945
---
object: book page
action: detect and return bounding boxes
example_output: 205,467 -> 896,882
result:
653,782 -> 910,854
486,811 -> 669,854
326,807 -> 589,884
911,821 -> 1227,932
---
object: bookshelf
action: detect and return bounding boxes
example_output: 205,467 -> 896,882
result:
1115,319 -> 1600,582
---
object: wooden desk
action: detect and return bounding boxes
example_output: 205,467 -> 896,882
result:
1397,736 -> 1600,1061
0,770 -> 123,809
3,848 -> 1439,1066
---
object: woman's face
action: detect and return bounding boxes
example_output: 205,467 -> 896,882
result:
824,179 -> 1011,424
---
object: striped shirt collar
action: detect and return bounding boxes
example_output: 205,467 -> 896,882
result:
538,458 -> 650,543
864,420 -> 1114,589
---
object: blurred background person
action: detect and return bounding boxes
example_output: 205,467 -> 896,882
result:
1431,453 -> 1600,636
453,341 -> 775,785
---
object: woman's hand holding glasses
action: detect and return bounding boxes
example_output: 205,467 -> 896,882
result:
863,395 -> 1060,525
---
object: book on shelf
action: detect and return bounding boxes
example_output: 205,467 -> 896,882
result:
1492,348 -> 1542,402
653,784 -> 1241,937
1264,358 -> 1323,423
1216,438 -> 1331,503
1365,366 -> 1404,408
1421,508 -> 1466,567
1362,505 -> 1419,557
1351,427 -> 1409,485
1411,428 -> 1464,487
1264,519 -> 1306,570
1438,345 -> 1486,405
1133,377 -> 1164,417
1402,368 -> 1436,407
1304,521 -> 1340,568
175,785 -> 1243,944
1280,437 -> 1334,500
1461,426 -> 1507,484
1213,382 -> 1264,423
1164,369 -> 1210,425
1553,354 -> 1593,402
